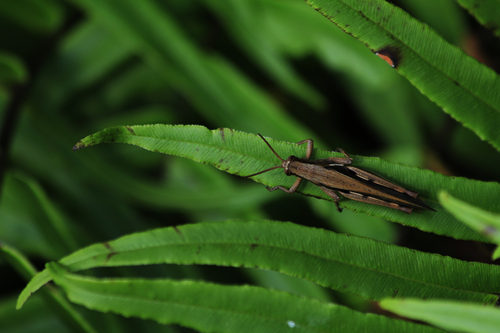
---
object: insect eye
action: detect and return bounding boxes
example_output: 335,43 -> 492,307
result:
282,160 -> 292,175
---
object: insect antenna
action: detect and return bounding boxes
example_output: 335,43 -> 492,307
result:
244,134 -> 285,178
257,134 -> 284,161
244,165 -> 282,178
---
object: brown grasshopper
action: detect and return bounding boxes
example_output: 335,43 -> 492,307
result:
246,134 -> 434,213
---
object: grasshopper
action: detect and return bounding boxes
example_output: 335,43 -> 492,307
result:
246,134 -> 434,213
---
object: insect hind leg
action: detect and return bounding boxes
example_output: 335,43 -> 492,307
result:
319,186 -> 343,212
339,190 -> 413,214
295,139 -> 314,159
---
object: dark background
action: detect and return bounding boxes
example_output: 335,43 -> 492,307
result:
0,0 -> 499,332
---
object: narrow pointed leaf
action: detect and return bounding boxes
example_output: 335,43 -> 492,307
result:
1,243 -> 96,333
0,0 -> 63,34
456,0 -> 500,37
1,296 -> 74,333
380,298 -> 500,333
202,0 -> 325,109
439,191 -> 500,244
47,263 -> 444,333
1,242 -> 37,279
0,53 -> 27,85
18,221 -> 500,309
306,0 -> 500,151
73,124 -> 500,242
16,173 -> 79,252
32,20 -> 135,113
398,0 -> 466,45
493,245 -> 500,260
1,174 -> 69,258
67,0 -> 315,142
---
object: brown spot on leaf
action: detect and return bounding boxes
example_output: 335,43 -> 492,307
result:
375,46 -> 401,68
249,243 -> 258,251
106,252 -> 117,262
482,225 -> 497,236
218,128 -> 225,141
102,242 -> 116,262
126,126 -> 136,135
173,226 -> 183,236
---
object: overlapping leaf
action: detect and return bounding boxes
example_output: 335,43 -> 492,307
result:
201,0 -> 325,109
0,243 -> 96,333
0,0 -> 63,34
0,53 -> 26,85
306,0 -> 500,151
456,0 -> 500,37
66,0 -> 315,142
380,298 -> 500,333
439,191 -> 500,243
0,174 -> 69,258
46,263 -> 444,333
439,191 -> 500,259
18,221 -> 500,309
73,124 -> 500,242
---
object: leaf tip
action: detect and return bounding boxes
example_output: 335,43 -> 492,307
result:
16,290 -> 31,310
72,141 -> 85,151
492,246 -> 500,261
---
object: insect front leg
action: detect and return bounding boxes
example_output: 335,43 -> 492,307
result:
335,148 -> 351,159
319,186 -> 343,212
267,177 -> 302,193
328,148 -> 353,164
296,139 -> 314,159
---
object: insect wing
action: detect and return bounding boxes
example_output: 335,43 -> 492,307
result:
320,163 -> 434,211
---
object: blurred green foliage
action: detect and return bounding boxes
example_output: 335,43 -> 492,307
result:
1,0 -> 499,332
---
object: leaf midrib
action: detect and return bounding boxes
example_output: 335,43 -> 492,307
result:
66,281 -> 330,332
64,240 -> 493,299
115,129 -> 297,164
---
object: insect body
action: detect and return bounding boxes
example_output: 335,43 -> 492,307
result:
246,134 -> 434,213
